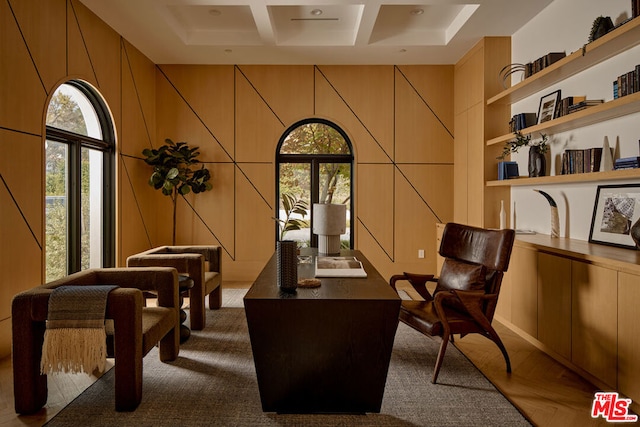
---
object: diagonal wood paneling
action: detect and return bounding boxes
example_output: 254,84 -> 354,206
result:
235,68 -> 286,163
66,0 -> 96,84
8,0 -> 66,92
357,164 -> 394,258
316,65 -> 394,160
314,69 -> 390,164
236,65 -> 315,127
395,71 -> 454,164
158,65 -> 235,161
0,0 -> 47,134
396,164 -> 454,224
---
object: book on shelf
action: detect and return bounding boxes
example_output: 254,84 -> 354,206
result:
566,99 -> 605,114
498,161 -> 519,180
315,256 -> 367,278
561,147 -> 603,174
524,52 -> 566,78
556,96 -> 586,117
614,64 -> 640,98
614,156 -> 640,170
509,113 -> 537,132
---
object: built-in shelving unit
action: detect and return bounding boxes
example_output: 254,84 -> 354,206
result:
486,16 -> 640,188
487,17 -> 640,106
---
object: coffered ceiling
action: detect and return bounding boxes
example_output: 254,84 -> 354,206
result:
79,0 -> 554,65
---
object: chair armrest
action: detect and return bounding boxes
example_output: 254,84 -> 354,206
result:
433,289 -> 494,332
127,253 -> 203,273
390,273 -> 436,301
94,267 -> 179,309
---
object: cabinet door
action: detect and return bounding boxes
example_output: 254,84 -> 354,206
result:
509,246 -> 538,337
537,253 -> 571,359
571,261 -> 617,388
618,272 -> 640,405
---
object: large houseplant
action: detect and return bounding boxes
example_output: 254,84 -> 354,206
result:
142,138 -> 212,244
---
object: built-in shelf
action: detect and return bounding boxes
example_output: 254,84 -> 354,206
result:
487,16 -> 640,106
487,91 -> 640,146
487,168 -> 640,187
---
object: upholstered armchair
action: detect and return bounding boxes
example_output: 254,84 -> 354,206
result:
126,245 -> 222,330
12,267 -> 180,413
390,222 -> 515,383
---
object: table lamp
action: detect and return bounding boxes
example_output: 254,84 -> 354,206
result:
313,203 -> 346,255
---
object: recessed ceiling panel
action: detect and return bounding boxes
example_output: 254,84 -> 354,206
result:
268,5 -> 364,46
165,5 -> 262,45
370,4 -> 477,46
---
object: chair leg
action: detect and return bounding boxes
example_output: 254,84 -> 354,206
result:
208,285 -> 222,310
432,332 -> 450,384
485,329 -> 512,373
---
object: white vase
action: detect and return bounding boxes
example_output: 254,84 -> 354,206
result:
499,200 -> 507,229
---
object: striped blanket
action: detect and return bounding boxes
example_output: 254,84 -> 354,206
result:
41,285 -> 118,375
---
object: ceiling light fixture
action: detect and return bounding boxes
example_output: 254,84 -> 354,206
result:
410,8 -> 424,16
310,9 -> 323,16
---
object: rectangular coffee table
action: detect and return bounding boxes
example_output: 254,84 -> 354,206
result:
243,250 -> 400,414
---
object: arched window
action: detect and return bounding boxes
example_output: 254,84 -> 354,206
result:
45,81 -> 115,281
276,119 -> 354,249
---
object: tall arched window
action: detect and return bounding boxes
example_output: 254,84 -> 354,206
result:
276,119 -> 354,249
45,81 -> 115,281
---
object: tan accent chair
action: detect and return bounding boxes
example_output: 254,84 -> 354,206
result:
126,246 -> 222,330
390,222 -> 515,383
12,267 -> 180,413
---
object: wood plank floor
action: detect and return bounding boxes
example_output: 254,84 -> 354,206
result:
0,282 -> 627,426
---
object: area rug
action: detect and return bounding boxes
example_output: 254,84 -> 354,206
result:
45,289 -> 531,426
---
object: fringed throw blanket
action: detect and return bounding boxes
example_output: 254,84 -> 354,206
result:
41,285 -> 118,375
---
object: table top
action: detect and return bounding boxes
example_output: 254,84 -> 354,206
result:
244,249 -> 400,301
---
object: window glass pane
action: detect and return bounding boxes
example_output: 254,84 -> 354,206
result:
319,162 -> 351,247
45,140 -> 68,282
279,163 -> 311,245
46,84 -> 102,139
82,147 -> 104,270
280,122 -> 350,155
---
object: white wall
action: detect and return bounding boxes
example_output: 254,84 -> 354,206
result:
509,0 -> 640,240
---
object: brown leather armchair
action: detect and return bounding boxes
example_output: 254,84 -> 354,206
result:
12,267 -> 180,413
390,222 -> 515,383
126,245 -> 222,330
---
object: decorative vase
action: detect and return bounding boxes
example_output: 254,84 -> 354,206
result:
631,217 -> 640,249
277,240 -> 298,293
528,146 -> 546,177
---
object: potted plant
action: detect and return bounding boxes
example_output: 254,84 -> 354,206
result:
142,138 -> 212,245
498,131 -> 549,177
275,192 -> 309,241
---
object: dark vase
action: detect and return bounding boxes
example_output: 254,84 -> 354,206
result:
277,240 -> 298,293
631,218 -> 640,249
528,146 -> 546,177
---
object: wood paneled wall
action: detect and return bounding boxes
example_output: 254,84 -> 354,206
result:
153,64 -> 454,282
0,0 -> 454,357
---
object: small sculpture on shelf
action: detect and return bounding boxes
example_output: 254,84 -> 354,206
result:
498,131 -> 549,177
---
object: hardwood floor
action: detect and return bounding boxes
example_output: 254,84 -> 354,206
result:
0,282 -> 628,426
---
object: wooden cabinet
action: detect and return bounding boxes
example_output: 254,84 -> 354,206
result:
508,245 -> 538,337
537,252 -> 571,360
453,37 -> 510,228
571,261 -> 617,388
618,272 -> 640,407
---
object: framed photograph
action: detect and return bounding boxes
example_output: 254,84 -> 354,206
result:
537,90 -> 561,124
589,184 -> 640,249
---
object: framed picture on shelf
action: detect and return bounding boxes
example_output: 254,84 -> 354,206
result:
537,89 -> 561,124
589,184 -> 640,249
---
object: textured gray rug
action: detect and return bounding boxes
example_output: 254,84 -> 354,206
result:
45,289 -> 531,426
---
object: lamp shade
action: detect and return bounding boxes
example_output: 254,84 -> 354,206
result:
313,203 -> 346,255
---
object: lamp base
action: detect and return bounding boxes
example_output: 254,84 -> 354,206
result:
318,235 -> 341,255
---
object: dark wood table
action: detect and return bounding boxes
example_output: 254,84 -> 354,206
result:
243,250 -> 400,414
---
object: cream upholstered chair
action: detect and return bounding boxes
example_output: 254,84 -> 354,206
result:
12,267 -> 180,413
126,245 -> 222,330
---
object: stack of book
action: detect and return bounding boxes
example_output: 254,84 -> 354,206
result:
524,52 -> 566,78
561,147 -> 603,174
509,113 -> 537,132
614,156 -> 640,170
498,161 -> 519,180
567,99 -> 605,114
613,65 -> 640,99
556,96 -> 586,117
